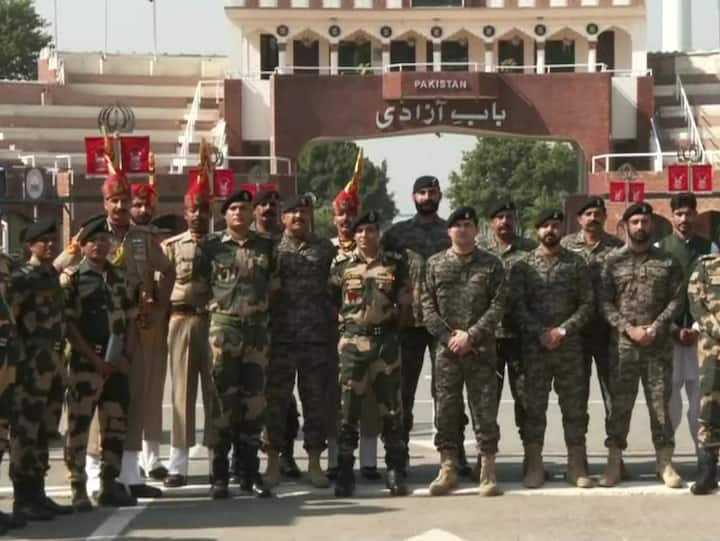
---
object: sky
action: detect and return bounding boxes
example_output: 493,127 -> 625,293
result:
32,0 -> 719,216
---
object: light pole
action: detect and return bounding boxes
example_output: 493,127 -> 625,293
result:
53,0 -> 58,48
104,0 -> 109,58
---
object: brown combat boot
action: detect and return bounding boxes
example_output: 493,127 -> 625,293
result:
429,450 -> 459,496
657,447 -> 683,489
307,449 -> 330,489
522,444 -> 544,489
566,446 -> 595,488
477,454 -> 502,497
598,447 -> 622,487
263,450 -> 281,488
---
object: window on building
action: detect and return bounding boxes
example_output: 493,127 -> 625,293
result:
293,39 -> 320,75
543,40 -> 575,72
597,31 -> 615,70
339,40 -> 372,74
442,40 -> 469,71
390,41 -> 416,71
412,0 -> 462,6
498,40 -> 524,71
260,34 -> 278,80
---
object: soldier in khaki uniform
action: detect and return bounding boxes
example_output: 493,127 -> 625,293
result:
162,183 -> 214,488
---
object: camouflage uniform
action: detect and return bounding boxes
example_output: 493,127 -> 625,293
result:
328,247 -> 411,469
688,254 -> 720,450
8,258 -> 66,484
477,235 -> 537,442
512,247 -> 593,447
561,231 -> 624,434
0,253 -> 19,470
264,232 -> 335,452
62,259 -> 136,483
193,230 -> 278,484
422,247 -> 507,455
381,216 -> 451,447
600,246 -> 683,450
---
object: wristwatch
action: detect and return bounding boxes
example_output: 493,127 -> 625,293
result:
558,327 -> 567,337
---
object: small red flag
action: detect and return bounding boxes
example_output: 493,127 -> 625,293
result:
629,182 -> 645,202
85,136 -> 115,175
668,164 -> 689,192
213,169 -> 235,198
692,164 -> 713,192
120,136 -> 151,174
609,181 -> 627,202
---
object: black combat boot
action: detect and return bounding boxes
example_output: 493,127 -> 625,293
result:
37,477 -> 74,515
334,455 -> 356,498
385,450 -> 408,497
691,447 -> 719,495
70,481 -> 93,512
280,442 -> 301,479
209,448 -> 230,500
230,435 -> 244,486
242,446 -> 272,498
98,478 -> 137,507
13,480 -> 53,521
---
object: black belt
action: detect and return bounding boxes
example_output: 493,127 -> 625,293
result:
170,304 -> 208,316
340,322 -> 395,337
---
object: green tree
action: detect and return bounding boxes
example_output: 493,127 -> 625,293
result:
447,137 -> 579,234
298,141 -> 398,238
0,0 -> 52,80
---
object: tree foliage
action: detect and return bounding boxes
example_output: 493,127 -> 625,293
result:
297,141 -> 398,238
447,137 -> 579,234
0,0 -> 52,80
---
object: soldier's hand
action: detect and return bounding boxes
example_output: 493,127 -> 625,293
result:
540,329 -> 558,350
679,328 -> 699,346
546,328 -> 565,350
448,330 -> 472,356
111,356 -> 130,375
625,325 -> 646,344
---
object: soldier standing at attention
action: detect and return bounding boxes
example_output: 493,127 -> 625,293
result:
424,207 -> 507,497
9,220 -> 73,520
687,240 -> 720,494
263,195 -> 336,489
599,202 -> 684,488
162,183 -> 215,488
193,190 -> 276,500
513,210 -> 594,489
62,218 -> 138,509
329,211 -> 411,497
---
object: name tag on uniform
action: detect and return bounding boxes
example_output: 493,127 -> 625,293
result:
709,274 -> 720,286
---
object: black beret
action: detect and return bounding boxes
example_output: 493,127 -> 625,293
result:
413,175 -> 440,193
281,194 -> 312,213
577,196 -> 606,215
78,217 -> 110,244
622,202 -> 653,222
447,206 -> 478,228
489,200 -> 516,219
80,214 -> 106,228
221,190 -> 253,214
151,214 -> 179,232
670,192 -> 697,211
535,208 -> 565,228
20,218 -> 57,243
253,189 -> 280,208
351,210 -> 381,234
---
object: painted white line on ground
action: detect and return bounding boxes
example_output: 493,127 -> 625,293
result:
406,529 -> 468,541
85,505 -> 146,541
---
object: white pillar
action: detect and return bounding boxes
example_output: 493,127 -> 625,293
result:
277,40 -> 287,74
535,41 -> 545,74
415,37 -> 426,72
484,40 -> 494,72
381,41 -> 390,68
587,41 -> 597,72
432,40 -> 442,72
330,43 -> 338,75
662,0 -> 691,52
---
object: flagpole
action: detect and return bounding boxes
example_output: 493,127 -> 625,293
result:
152,0 -> 158,60
104,0 -> 109,57
53,0 -> 58,48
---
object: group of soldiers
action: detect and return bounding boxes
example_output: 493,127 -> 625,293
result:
1,159 -> 720,533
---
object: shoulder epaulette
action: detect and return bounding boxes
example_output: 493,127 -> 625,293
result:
385,250 -> 403,261
59,265 -> 79,287
698,254 -> 717,263
333,252 -> 351,265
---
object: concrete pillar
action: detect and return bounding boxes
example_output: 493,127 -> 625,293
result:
382,42 -> 390,69
415,37 -> 426,72
277,41 -> 288,74
535,41 -> 545,74
433,40 -> 442,72
330,42 -> 339,75
587,40 -> 597,72
662,0 -> 692,52
484,40 -> 494,72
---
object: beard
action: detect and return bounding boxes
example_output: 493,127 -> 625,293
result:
540,233 -> 560,248
415,199 -> 439,216
629,229 -> 650,243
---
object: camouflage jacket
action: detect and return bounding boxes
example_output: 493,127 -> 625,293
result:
688,254 -> 720,341
422,247 -> 507,347
0,252 -> 14,298
9,257 -> 66,353
0,252 -> 20,380
163,231 -> 209,310
511,247 -> 594,340
561,231 -> 624,321
381,215 -> 450,327
600,245 -> 683,338
194,230 -> 279,324
272,232 -> 336,344
329,248 -> 412,329
476,234 -> 537,338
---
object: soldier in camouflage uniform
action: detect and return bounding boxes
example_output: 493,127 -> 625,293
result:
263,195 -> 336,489
512,209 -> 594,489
329,211 -> 411,497
424,207 -> 506,497
62,218 -> 138,509
561,197 -> 624,439
599,202 -> 684,488
688,247 -> 720,494
193,190 -> 276,499
8,220 -> 74,520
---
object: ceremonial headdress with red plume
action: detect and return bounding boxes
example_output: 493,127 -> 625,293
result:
333,148 -> 363,215
100,128 -> 131,199
185,139 -> 212,209
131,152 -> 158,206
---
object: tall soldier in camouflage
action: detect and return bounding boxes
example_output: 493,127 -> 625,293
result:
687,244 -> 720,494
193,190 -> 276,500
476,201 -> 536,451
381,176 -> 468,473
657,193 -> 716,458
62,218 -> 138,509
424,207 -> 506,497
599,202 -> 685,488
329,211 -> 411,497
512,209 -> 594,489
251,189 -> 302,481
263,195 -> 336,489
8,220 -> 74,520
162,182 -> 215,488
561,198 -> 624,440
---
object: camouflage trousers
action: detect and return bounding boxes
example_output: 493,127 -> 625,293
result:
523,338 -> 586,448
581,320 -> 612,435
605,336 -> 674,450
64,354 -> 130,482
434,344 -> 500,455
0,383 -> 12,456
337,331 -> 406,466
496,337 -> 526,443
694,333 -> 720,449
10,345 -> 66,481
263,342 -> 332,452
207,316 -> 268,454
